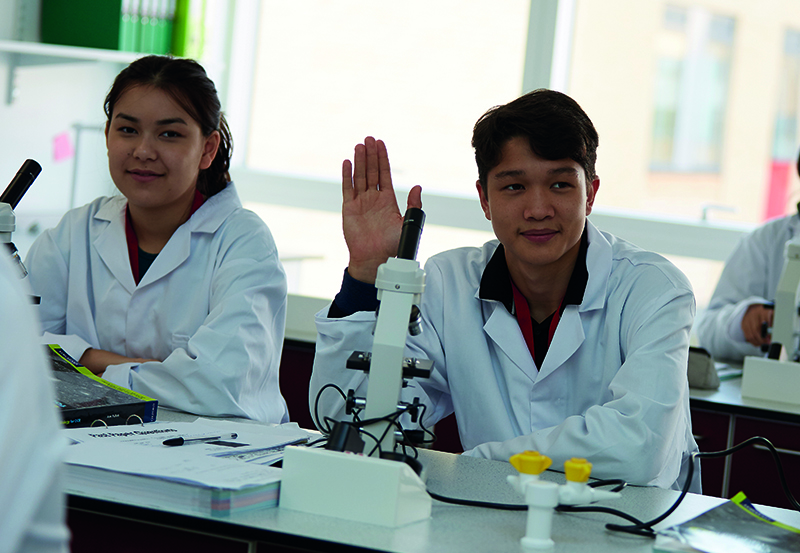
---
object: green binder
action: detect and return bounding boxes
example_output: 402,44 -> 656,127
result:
41,0 -> 124,50
40,0 -> 172,54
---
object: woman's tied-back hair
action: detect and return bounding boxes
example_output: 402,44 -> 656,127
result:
472,89 -> 599,191
104,55 -> 233,197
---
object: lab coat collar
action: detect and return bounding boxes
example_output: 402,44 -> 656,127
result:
477,220 -> 611,381
478,228 -> 589,314
93,197 -> 136,294
92,182 -> 242,290
581,220 -> 612,313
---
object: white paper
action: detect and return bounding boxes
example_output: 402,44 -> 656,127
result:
65,440 -> 282,489
63,419 -> 311,465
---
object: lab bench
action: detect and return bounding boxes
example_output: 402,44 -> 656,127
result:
690,376 -> 800,509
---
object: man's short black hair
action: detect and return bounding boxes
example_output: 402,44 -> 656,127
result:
472,89 -> 599,190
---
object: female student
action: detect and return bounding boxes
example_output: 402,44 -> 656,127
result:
25,55 -> 289,423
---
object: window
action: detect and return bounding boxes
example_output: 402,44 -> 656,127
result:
246,0 -> 530,198
230,0 -> 800,308
238,0 -> 529,298
766,29 -> 800,220
650,5 -> 735,173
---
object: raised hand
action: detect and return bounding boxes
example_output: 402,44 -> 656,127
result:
341,137 -> 422,284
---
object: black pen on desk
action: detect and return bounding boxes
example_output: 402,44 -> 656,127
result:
162,433 -> 238,447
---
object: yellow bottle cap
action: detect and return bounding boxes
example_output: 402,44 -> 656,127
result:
564,458 -> 592,482
509,451 -> 552,475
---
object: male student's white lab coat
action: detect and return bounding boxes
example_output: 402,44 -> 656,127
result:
696,214 -> 800,362
312,221 -> 698,490
25,183 -> 289,423
0,252 -> 69,553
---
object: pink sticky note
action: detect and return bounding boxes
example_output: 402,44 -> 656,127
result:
53,132 -> 74,162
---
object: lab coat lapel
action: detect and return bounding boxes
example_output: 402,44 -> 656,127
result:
137,225 -> 191,287
534,221 -> 611,380
135,184 -> 240,287
536,306 -> 584,381
93,200 -> 136,294
483,300 -> 539,381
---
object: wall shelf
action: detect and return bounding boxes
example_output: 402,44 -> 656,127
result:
0,40 -> 140,104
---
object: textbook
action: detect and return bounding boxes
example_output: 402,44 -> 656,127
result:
654,492 -> 800,553
48,344 -> 158,428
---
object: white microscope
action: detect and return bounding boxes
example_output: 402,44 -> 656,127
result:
280,207 -> 434,527
742,235 -> 800,404
1,159 -> 42,280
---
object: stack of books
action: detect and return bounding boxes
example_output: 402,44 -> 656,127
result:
64,419 -> 312,515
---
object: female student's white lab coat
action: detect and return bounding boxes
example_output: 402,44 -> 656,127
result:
695,214 -> 800,362
25,183 -> 289,423
0,252 -> 69,553
312,221 -> 698,489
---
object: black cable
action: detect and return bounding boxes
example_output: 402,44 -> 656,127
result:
428,491 -> 527,511
426,436 -> 799,540
588,479 -> 628,494
427,477 -> 630,513
313,383 -> 347,435
696,436 -> 800,511
603,436 -> 800,538
367,410 -> 405,456
356,427 -> 382,452
556,504 -> 650,530
414,404 -> 439,445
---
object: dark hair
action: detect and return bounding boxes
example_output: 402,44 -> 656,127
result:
472,89 -> 599,190
104,55 -> 232,197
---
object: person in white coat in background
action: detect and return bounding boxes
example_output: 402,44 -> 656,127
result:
695,153 -> 800,362
310,89 -> 699,490
0,252 -> 69,553
25,56 -> 289,423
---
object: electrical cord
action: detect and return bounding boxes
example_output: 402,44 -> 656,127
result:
601,436 -> 800,538
313,383 -> 799,534
428,478 -> 627,512
427,491 -> 528,511
312,378 -> 439,456
313,383 -> 347,435
427,437 -> 799,540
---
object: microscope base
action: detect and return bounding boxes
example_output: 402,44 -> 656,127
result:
742,356 -> 800,406
279,446 -> 432,527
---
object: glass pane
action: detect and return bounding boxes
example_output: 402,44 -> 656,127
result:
568,1 -> 799,224
247,0 -> 530,199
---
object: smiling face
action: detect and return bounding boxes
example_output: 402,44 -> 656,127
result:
477,136 -> 599,281
105,85 -> 219,217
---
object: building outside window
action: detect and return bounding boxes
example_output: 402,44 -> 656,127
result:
650,5 -> 735,174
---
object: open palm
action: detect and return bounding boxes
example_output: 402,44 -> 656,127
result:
342,137 -> 422,284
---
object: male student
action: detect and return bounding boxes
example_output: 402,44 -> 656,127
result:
695,152 -> 800,362
310,89 -> 698,490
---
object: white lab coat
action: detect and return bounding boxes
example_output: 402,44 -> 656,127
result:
312,221 -> 698,490
695,214 -> 800,362
0,253 -> 69,553
25,183 -> 289,423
